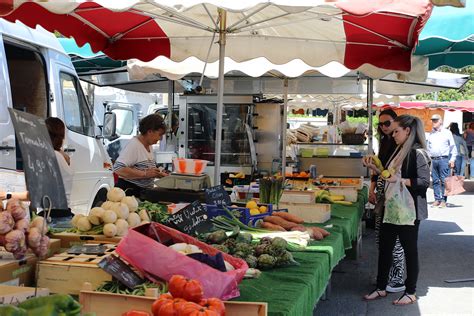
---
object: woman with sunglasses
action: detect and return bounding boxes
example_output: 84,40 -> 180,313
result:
364,115 -> 430,305
364,109 -> 406,293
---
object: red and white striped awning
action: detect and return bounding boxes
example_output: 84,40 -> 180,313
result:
1,0 -> 432,79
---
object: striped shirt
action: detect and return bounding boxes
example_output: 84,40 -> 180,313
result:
113,137 -> 156,189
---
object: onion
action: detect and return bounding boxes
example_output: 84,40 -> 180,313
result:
27,227 -> 42,248
6,199 -> 27,221
121,196 -> 138,212
0,212 -> 15,234
5,229 -> 25,253
14,218 -> 29,233
107,187 -> 126,202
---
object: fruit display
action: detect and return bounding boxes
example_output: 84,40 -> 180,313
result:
315,190 -> 352,205
0,199 -> 50,259
70,188 -> 145,237
245,200 -> 267,216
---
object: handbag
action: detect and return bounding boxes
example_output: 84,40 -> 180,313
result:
445,170 -> 465,196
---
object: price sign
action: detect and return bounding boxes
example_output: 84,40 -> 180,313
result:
98,254 -> 144,289
205,185 -> 231,206
167,200 -> 213,235
8,109 -> 67,210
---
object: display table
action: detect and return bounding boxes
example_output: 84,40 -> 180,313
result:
233,187 -> 368,316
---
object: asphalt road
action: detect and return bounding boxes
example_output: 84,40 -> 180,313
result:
314,188 -> 474,316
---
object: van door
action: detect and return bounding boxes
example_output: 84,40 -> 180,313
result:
0,36 -> 16,170
52,65 -> 113,213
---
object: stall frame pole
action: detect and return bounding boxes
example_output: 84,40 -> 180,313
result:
281,78 -> 289,181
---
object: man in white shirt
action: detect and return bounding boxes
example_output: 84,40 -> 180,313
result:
427,114 -> 457,208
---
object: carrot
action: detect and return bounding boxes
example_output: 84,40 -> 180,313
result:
290,225 -> 307,232
313,226 -> 330,237
263,216 -> 298,230
261,222 -> 286,231
310,227 -> 324,240
272,212 -> 304,224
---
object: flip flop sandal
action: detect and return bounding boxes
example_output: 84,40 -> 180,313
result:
363,289 -> 387,301
393,293 -> 417,305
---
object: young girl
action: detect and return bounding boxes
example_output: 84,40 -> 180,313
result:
364,115 -> 431,305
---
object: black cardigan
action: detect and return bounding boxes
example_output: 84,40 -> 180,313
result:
400,144 -> 431,220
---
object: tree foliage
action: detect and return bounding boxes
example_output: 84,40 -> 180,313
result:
416,66 -> 473,101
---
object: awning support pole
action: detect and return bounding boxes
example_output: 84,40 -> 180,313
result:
214,9 -> 226,185
367,78 -> 374,155
281,78 -> 289,181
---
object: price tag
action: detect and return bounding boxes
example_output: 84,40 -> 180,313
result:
98,254 -> 144,289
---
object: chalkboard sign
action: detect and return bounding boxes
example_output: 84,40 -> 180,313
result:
8,109 -> 68,210
98,254 -> 144,289
167,200 -> 213,235
205,185 -> 231,206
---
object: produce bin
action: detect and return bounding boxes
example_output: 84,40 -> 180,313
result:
49,232 -> 121,248
206,204 -> 273,227
116,223 -> 248,300
80,283 -> 268,316
278,202 -> 331,223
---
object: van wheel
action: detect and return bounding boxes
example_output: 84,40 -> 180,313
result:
92,188 -> 108,208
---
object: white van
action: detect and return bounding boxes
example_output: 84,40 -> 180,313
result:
0,20 -> 114,214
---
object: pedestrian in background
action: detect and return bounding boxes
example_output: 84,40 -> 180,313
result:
448,123 -> 468,177
364,115 -> 430,305
427,114 -> 457,208
464,122 -> 474,179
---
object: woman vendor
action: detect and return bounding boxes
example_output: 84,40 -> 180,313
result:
113,114 -> 169,197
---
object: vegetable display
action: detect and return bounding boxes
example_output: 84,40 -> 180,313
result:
315,190 -> 352,205
70,188 -> 144,237
0,199 -> 50,259
0,294 -> 82,316
150,275 -> 225,316
96,280 -> 168,296
259,176 -> 284,205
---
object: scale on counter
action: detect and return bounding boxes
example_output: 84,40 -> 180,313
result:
156,173 -> 211,191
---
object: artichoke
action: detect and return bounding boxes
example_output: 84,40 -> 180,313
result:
211,244 -> 229,254
245,255 -> 258,268
276,251 -> 297,267
271,237 -> 288,250
207,230 -> 228,244
254,243 -> 269,257
235,242 -> 254,257
236,232 -> 253,244
257,254 -> 276,270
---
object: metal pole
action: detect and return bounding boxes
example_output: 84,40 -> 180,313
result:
367,78 -> 374,155
281,78 -> 289,180
214,9 -> 226,185
167,80 -> 174,128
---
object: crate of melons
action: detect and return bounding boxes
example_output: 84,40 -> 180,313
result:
206,200 -> 272,227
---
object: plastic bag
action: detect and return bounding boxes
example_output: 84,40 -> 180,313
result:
116,223 -> 248,300
383,172 -> 416,225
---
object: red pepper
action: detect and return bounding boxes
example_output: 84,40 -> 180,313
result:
122,310 -> 152,316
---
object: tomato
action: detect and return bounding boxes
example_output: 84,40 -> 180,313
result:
155,298 -> 187,316
168,275 -> 204,303
199,298 -> 225,316
178,303 -> 219,316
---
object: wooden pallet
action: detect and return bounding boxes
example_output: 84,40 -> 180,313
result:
40,244 -> 116,266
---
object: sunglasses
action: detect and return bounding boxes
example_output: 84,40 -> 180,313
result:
378,120 -> 393,127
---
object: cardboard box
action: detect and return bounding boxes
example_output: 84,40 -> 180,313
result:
80,283 -> 267,316
0,285 -> 49,305
37,245 -> 116,295
327,187 -> 358,202
279,202 -> 331,223
50,232 -> 121,248
0,251 -> 37,286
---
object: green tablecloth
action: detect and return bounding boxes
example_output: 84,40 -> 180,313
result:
234,252 -> 330,316
298,226 -> 346,270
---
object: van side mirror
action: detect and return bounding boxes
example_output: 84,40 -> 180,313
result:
103,112 -> 117,140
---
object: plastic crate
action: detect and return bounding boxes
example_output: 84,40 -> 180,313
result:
206,204 -> 273,227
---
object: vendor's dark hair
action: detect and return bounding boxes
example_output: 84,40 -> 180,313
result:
139,114 -> 167,135
377,109 -> 397,164
45,117 -> 65,151
448,122 -> 461,136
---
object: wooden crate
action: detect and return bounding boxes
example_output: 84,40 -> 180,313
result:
0,285 -> 49,305
280,190 -> 315,204
0,251 -> 37,286
80,283 -> 267,316
278,202 -> 331,223
37,244 -> 115,295
50,232 -> 121,248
